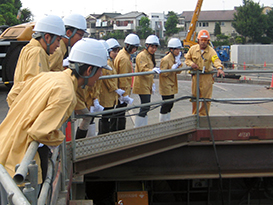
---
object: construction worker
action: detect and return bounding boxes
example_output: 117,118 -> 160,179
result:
13,15 -> 66,86
159,38 -> 183,122
98,38 -> 125,134
185,29 -> 225,116
132,35 -> 161,127
0,38 -> 110,204
49,13 -> 87,71
112,33 -> 138,131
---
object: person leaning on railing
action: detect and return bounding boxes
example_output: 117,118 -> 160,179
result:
0,38 -> 111,204
185,29 -> 225,116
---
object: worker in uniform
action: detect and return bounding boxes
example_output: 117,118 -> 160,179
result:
98,38 -> 125,134
132,35 -> 161,127
185,29 -> 225,116
0,38 -> 110,204
159,38 -> 183,122
13,15 -> 66,86
113,33 -> 139,131
49,13 -> 87,71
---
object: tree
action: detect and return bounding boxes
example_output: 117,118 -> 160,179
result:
214,22 -> 221,36
165,11 -> 179,36
265,10 -> 273,40
136,16 -> 153,39
0,0 -> 33,26
232,0 -> 267,43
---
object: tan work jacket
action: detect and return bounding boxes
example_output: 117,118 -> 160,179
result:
13,38 -> 50,85
159,52 -> 182,95
2,69 -> 77,184
49,40 -> 67,71
132,49 -> 154,95
99,59 -> 118,108
185,44 -> 223,72
114,47 -> 132,96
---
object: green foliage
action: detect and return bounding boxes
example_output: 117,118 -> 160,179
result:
214,22 -> 221,36
265,10 -> 273,40
0,15 -> 6,25
101,30 -> 125,40
259,36 -> 272,44
165,11 -> 179,36
232,0 -> 267,43
235,36 -> 245,44
136,17 -> 153,39
0,0 -> 33,26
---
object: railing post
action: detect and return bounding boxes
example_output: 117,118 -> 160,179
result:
0,164 -> 30,205
61,124 -> 67,192
196,70 -> 200,128
13,141 -> 39,185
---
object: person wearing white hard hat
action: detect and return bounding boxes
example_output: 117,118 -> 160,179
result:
13,14 -> 66,86
98,38 -> 124,134
159,38 -> 183,122
0,38 -> 110,204
185,29 -> 224,116
50,13 -> 88,71
132,35 -> 161,127
112,33 -> 139,131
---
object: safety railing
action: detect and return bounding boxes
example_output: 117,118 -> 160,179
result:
2,67 -> 273,205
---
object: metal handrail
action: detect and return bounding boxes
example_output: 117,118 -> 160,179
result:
13,141 -> 39,184
0,164 -> 30,205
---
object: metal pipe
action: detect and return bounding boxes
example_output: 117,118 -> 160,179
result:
13,141 -> 39,185
196,71 -> 200,128
0,164 -> 30,205
60,125 -> 67,191
37,146 -> 59,205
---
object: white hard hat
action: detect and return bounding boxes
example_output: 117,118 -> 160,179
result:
145,35 -> 160,46
99,39 -> 111,59
63,13 -> 87,33
167,38 -> 182,48
33,15 -> 66,37
124,33 -> 140,46
68,38 -> 111,70
106,38 -> 121,49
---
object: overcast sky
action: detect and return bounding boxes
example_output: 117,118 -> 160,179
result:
22,0 -> 273,21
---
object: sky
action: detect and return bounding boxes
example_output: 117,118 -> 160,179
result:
22,0 -> 273,21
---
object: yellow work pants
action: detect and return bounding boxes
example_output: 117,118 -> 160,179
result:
191,74 -> 214,116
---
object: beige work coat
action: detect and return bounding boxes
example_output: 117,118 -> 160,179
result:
13,38 -> 50,85
99,59 -> 118,108
132,49 -> 154,95
114,47 -> 132,96
1,69 -> 77,184
159,52 -> 182,95
49,39 -> 67,71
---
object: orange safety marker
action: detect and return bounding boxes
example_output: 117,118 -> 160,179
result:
232,61 -> 234,69
264,61 -> 266,67
270,74 -> 273,88
243,62 -> 246,70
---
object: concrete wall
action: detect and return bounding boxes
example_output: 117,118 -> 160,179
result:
230,44 -> 273,65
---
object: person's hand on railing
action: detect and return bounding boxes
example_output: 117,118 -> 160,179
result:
152,67 -> 161,74
90,99 -> 104,112
119,95 -> 134,104
115,88 -> 125,97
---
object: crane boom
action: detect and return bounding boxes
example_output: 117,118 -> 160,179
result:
183,0 -> 203,48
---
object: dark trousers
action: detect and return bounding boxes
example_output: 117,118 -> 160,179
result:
111,101 -> 127,131
38,145 -> 50,183
138,94 -> 151,117
160,95 -> 174,114
99,106 -> 114,134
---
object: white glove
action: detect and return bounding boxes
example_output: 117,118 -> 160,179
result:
152,67 -> 161,74
63,58 -> 69,67
152,83 -> 156,94
175,51 -> 182,65
119,95 -> 134,105
171,63 -> 180,69
115,89 -> 125,97
90,99 -> 104,112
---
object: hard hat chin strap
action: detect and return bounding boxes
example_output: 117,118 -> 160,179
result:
42,33 -> 57,55
70,62 -> 99,88
68,29 -> 78,54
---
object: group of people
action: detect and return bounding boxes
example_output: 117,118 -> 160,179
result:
0,10 -> 224,203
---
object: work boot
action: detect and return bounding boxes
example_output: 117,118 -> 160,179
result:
98,119 -> 110,135
159,113 -> 168,122
86,122 -> 96,137
134,115 -> 148,128
75,127 -> 88,139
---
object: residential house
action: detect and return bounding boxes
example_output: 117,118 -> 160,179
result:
86,14 -> 101,38
148,13 -> 166,39
95,12 -> 121,38
180,9 -> 237,41
113,11 -> 147,33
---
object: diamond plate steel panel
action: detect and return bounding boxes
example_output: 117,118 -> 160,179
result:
74,115 -> 196,160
